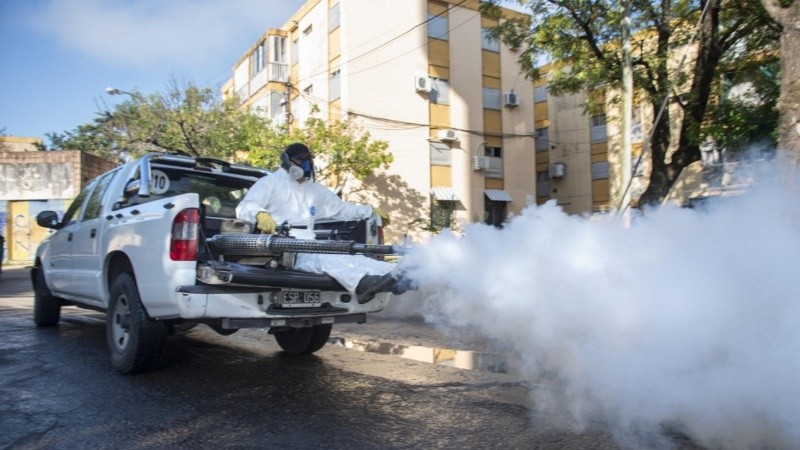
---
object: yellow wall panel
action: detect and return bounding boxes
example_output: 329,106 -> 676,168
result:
482,50 -> 500,78
534,102 -> 548,120
429,65 -> 450,79
592,179 -> 610,203
430,104 -> 450,128
485,178 -> 503,189
481,17 -> 499,28
428,1 -> 448,15
482,76 -> 501,89
483,110 -> 501,134
428,39 -> 449,67
328,99 -> 341,121
485,136 -> 502,148
328,27 -> 341,60
431,165 -> 452,186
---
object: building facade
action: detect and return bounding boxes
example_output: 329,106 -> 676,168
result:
0,143 -> 116,264
223,0 -> 543,241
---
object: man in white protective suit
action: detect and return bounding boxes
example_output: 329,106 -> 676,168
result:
236,143 -> 412,303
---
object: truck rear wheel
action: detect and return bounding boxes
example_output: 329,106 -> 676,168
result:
33,267 -> 61,327
275,324 -> 332,355
106,272 -> 168,374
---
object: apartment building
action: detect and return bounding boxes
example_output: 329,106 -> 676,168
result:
222,0 -> 539,241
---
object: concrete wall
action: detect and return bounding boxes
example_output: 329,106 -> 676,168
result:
0,150 -> 116,264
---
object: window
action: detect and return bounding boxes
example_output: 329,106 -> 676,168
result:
591,161 -> 609,179
537,170 -> 551,197
303,24 -> 313,36
270,36 -> 287,64
249,42 -> 265,79
431,200 -> 455,229
534,85 -> 548,103
118,167 -> 253,218
303,84 -> 313,95
62,185 -> 91,226
427,13 -> 448,40
591,114 -> 607,143
270,91 -> 285,121
483,87 -> 501,110
83,170 -> 118,221
430,78 -> 449,104
536,128 -> 549,152
430,141 -> 451,166
481,28 -> 500,52
591,114 -> 607,127
329,3 -> 340,30
484,200 -> 506,227
484,146 -> 502,158
329,69 -> 341,101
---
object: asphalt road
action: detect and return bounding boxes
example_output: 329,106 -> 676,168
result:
0,266 -> 637,449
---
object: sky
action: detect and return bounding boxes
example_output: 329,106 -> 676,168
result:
0,0 -> 307,144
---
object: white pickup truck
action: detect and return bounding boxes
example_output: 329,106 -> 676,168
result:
32,153 -> 397,374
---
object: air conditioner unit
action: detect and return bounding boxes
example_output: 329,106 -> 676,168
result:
472,156 -> 490,171
414,76 -> 431,93
438,129 -> 458,142
548,162 -> 566,179
504,91 -> 520,107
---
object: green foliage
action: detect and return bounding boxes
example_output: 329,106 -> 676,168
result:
246,108 -> 393,190
705,60 -> 780,153
45,80 -> 392,191
482,0 -> 780,203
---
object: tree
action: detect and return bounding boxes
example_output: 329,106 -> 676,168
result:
483,0 -> 780,206
246,109 -> 393,195
760,0 -> 800,158
48,79 -> 276,163
47,80 -> 393,195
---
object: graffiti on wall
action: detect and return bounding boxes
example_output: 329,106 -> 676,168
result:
0,163 -> 74,200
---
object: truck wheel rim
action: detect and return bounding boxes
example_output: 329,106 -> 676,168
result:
111,295 -> 131,352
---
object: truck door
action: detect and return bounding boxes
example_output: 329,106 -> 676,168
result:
46,185 -> 91,295
71,170 -> 119,302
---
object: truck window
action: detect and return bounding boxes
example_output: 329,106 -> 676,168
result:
118,167 -> 252,219
62,184 -> 93,226
83,169 -> 119,221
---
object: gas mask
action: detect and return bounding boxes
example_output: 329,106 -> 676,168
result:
288,158 -> 314,181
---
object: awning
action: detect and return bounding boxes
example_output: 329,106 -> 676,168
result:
484,189 -> 513,202
431,187 -> 460,201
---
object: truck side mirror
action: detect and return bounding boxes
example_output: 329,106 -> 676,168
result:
36,211 -> 62,230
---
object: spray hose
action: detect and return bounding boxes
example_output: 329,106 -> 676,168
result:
206,233 -> 404,257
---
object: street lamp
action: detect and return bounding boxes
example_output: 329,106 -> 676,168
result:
105,86 -> 126,96
105,86 -> 144,101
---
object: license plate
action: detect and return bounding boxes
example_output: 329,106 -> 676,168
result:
276,290 -> 321,308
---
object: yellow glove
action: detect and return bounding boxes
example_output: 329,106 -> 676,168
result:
256,211 -> 276,234
373,208 -> 390,227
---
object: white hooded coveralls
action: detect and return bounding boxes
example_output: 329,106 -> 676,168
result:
236,168 -> 394,293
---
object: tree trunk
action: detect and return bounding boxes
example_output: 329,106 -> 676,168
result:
639,0 -> 721,206
761,0 -> 800,159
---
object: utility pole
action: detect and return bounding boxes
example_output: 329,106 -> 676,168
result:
620,0 -> 633,218
284,81 -> 293,126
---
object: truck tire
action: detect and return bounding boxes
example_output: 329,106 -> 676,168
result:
106,272 -> 168,374
275,324 -> 332,355
33,268 -> 61,327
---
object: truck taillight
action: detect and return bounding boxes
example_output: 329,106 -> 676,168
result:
170,208 -> 198,261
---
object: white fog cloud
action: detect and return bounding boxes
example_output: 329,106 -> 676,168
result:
401,160 -> 800,448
